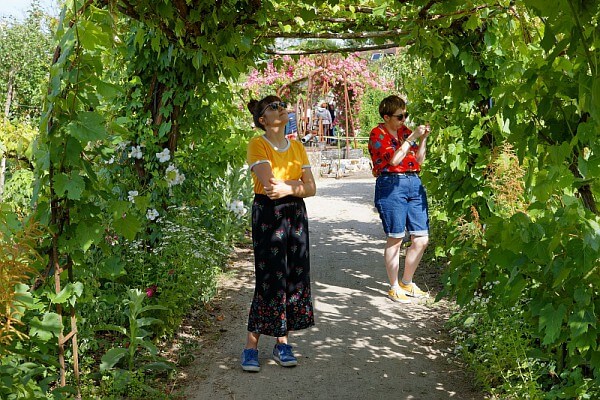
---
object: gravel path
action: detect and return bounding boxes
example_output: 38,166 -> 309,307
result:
181,174 -> 485,400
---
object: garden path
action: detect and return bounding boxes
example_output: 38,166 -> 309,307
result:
180,173 -> 485,400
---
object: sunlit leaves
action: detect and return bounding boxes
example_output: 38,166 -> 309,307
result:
98,256 -> 126,279
29,312 -> 62,341
583,219 -> 600,251
75,219 -> 103,252
65,112 -> 107,143
100,347 -> 128,371
538,303 -> 566,345
52,172 -> 85,200
402,1 -> 600,388
459,51 -> 480,76
47,282 -> 83,306
77,18 -> 112,51
112,213 -> 141,241
463,14 -> 481,31
372,4 -> 388,17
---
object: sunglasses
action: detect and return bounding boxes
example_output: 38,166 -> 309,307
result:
390,112 -> 409,121
260,101 -> 287,116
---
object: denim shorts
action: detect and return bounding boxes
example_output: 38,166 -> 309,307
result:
374,173 -> 429,238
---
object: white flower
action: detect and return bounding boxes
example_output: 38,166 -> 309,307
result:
165,163 -> 185,187
156,148 -> 171,163
129,145 -> 143,159
146,208 -> 159,221
227,200 -> 248,218
116,141 -> 130,151
145,117 -> 153,126
127,190 -> 138,203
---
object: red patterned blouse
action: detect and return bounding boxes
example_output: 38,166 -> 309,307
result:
368,123 -> 420,176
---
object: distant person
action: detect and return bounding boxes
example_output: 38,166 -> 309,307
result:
368,95 -> 431,304
242,95 -> 317,372
314,102 -> 332,142
285,108 -> 298,140
328,103 -> 336,144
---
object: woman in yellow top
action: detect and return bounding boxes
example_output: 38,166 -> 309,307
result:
241,95 -> 317,372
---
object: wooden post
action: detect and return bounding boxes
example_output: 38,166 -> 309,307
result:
342,71 -> 351,156
50,204 -> 81,397
51,240 -> 66,387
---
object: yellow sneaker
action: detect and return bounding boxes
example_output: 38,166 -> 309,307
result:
399,282 -> 430,298
388,288 -> 411,304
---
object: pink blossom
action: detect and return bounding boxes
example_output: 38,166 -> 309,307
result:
145,285 -> 157,297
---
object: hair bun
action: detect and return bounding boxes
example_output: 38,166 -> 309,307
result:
247,99 -> 258,114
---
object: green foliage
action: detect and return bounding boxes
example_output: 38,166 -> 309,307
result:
91,369 -> 171,400
448,285 -> 546,398
0,1 -> 53,120
97,289 -> 171,372
3,169 -> 35,213
0,356 -> 63,400
0,214 -> 66,399
395,2 -> 600,396
121,206 -> 232,333
0,281 -> 74,400
0,120 -> 38,214
356,86 -> 387,137
83,288 -> 174,397
185,164 -> 253,245
13,0 -> 261,395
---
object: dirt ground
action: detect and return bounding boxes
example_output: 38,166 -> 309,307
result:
177,173 -> 486,400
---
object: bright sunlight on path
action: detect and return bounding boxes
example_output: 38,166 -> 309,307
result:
182,174 -> 484,400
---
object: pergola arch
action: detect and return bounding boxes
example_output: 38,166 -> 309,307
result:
275,57 -> 360,148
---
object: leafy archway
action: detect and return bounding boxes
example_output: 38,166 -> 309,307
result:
7,0 -> 599,395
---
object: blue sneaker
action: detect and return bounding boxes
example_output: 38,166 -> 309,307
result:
241,348 -> 260,372
272,343 -> 298,367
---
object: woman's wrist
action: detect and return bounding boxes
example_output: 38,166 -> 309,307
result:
397,141 -> 409,152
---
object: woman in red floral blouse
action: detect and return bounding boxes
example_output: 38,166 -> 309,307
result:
368,95 -> 431,304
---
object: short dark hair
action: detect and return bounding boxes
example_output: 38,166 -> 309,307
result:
247,95 -> 281,131
379,95 -> 406,119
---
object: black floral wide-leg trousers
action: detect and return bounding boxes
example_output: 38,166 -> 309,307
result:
247,194 -> 315,337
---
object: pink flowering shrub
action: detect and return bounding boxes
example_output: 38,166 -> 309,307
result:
244,54 -> 393,133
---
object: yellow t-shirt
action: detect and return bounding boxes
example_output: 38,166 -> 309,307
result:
247,136 -> 311,195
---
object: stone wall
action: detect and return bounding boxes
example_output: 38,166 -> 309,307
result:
306,146 -> 372,179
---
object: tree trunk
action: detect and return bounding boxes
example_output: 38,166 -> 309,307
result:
571,114 -> 598,215
569,162 -> 598,215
